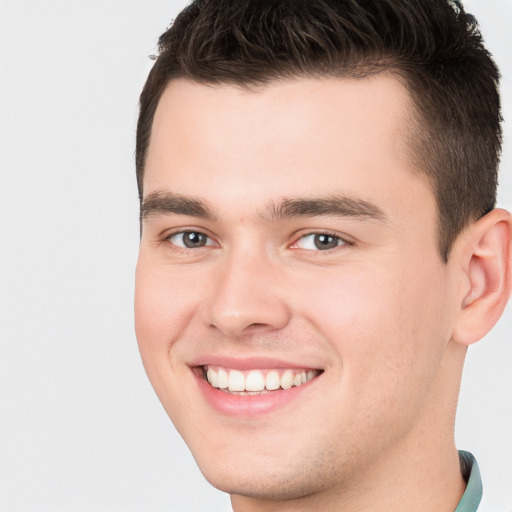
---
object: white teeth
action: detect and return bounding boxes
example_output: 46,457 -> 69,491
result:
265,370 -> 280,391
217,368 -> 228,389
205,366 -> 320,393
228,370 -> 245,392
245,370 -> 266,392
280,370 -> 294,390
207,367 -> 218,388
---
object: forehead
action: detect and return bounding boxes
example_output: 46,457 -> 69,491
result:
143,75 -> 431,219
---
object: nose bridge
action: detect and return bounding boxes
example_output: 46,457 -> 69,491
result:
203,242 -> 290,336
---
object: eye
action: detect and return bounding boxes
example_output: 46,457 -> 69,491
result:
167,231 -> 215,249
294,233 -> 346,251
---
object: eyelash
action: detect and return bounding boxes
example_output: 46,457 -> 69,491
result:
164,230 -> 217,250
163,229 -> 352,254
290,231 -> 351,252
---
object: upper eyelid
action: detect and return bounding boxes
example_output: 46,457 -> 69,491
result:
291,234 -> 345,250
163,227 -> 214,240
290,229 -> 353,245
163,229 -> 218,248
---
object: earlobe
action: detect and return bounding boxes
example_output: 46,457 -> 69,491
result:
452,208 -> 512,346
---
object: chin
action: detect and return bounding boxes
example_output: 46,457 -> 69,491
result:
203,468 -> 320,501
191,444 -> 340,502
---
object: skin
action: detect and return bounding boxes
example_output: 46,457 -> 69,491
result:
135,75 -> 511,511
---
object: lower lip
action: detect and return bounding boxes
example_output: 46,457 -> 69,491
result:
194,371 -> 317,417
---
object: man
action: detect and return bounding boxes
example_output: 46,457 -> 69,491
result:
134,0 -> 511,510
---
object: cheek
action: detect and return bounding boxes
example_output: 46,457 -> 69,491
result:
134,254 -> 207,426
296,258 -> 452,396
134,253 -> 196,363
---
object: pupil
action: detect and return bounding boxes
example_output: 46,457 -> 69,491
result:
184,232 -> 206,248
314,234 -> 338,250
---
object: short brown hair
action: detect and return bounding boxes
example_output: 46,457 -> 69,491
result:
136,0 -> 502,261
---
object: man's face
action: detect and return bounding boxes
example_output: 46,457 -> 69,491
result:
135,76 -> 461,499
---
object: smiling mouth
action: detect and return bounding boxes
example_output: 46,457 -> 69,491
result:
201,365 -> 322,395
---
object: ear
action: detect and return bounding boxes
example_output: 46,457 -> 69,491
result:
451,208 -> 512,346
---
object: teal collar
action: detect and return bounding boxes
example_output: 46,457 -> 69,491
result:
454,451 -> 483,512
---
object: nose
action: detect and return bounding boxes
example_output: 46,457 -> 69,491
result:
201,248 -> 291,338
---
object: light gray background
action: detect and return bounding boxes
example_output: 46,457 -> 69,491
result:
0,1 -> 510,511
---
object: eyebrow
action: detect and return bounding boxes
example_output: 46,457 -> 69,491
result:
264,196 -> 387,223
140,191 -> 387,224
140,191 -> 217,221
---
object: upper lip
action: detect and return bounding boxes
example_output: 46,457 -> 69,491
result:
188,354 -> 323,371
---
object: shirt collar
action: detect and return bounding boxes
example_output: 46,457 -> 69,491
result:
454,451 -> 483,512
